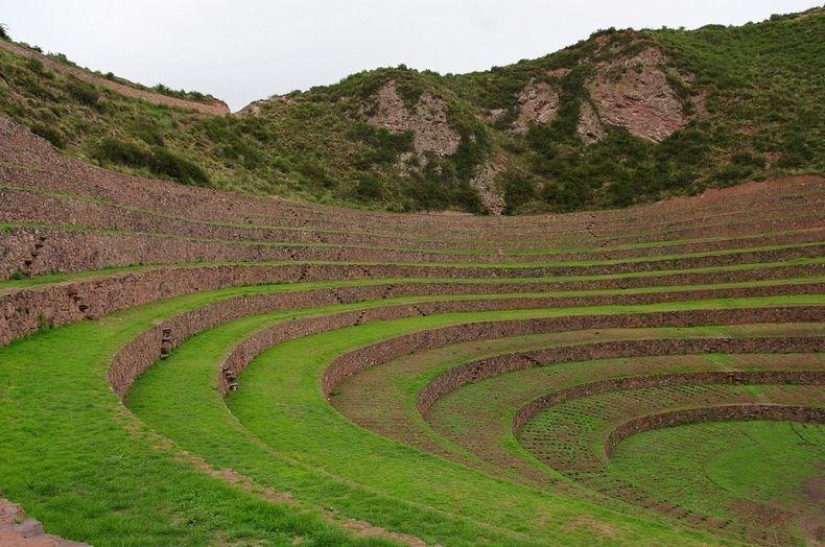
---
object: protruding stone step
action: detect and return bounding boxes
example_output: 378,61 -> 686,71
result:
12,518 -> 43,537
0,498 -> 89,546
409,305 -> 429,317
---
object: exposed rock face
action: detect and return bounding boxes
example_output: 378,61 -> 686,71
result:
587,46 -> 688,142
236,101 -> 262,117
237,95 -> 295,117
368,81 -> 460,160
370,82 -> 407,132
513,80 -> 560,133
577,100 -> 607,144
469,161 -> 506,214
483,108 -> 507,124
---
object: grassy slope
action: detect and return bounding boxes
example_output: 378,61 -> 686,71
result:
0,214 -> 818,545
331,325 -> 825,477
0,286 -> 401,546
356,325 -> 823,542
1,8 -> 822,213
5,283 -> 777,545
523,386 -> 824,541
131,294 -> 823,544
611,421 -> 824,524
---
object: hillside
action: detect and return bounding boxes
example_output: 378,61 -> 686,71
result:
0,7 -> 823,213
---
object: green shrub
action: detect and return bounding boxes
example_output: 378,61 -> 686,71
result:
152,83 -> 210,102
31,123 -> 66,149
92,138 -> 153,168
130,125 -> 165,147
543,180 -> 592,212
447,102 -> 491,181
295,159 -> 335,190
150,147 -> 209,186
711,164 -> 754,186
353,172 -> 384,200
25,57 -> 49,76
46,52 -> 77,67
402,161 -> 484,213
731,151 -> 767,169
14,69 -> 57,101
65,77 -> 99,107
91,138 -> 209,186
0,23 -> 9,41
37,312 -> 53,334
501,171 -> 538,214
348,122 -> 413,168
605,178 -> 635,207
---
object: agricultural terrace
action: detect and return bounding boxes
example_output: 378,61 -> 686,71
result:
0,115 -> 823,545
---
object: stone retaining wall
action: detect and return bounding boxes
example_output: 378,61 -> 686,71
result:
511,370 -> 825,437
4,254 -> 821,347
322,306 -> 824,397
5,181 -> 825,261
603,404 -> 825,458
4,181 -> 824,253
3,223 -> 824,280
105,285 -> 823,398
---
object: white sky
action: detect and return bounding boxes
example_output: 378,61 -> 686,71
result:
1,0 -> 821,111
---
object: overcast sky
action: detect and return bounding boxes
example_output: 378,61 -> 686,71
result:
1,0 -> 821,111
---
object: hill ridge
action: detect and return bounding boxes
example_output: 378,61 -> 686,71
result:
0,7 -> 822,214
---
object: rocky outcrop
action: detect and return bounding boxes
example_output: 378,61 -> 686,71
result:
368,81 -> 460,160
511,52 -> 688,144
587,46 -> 689,142
236,94 -> 295,117
513,80 -> 560,133
577,100 -> 607,144
469,161 -> 506,214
